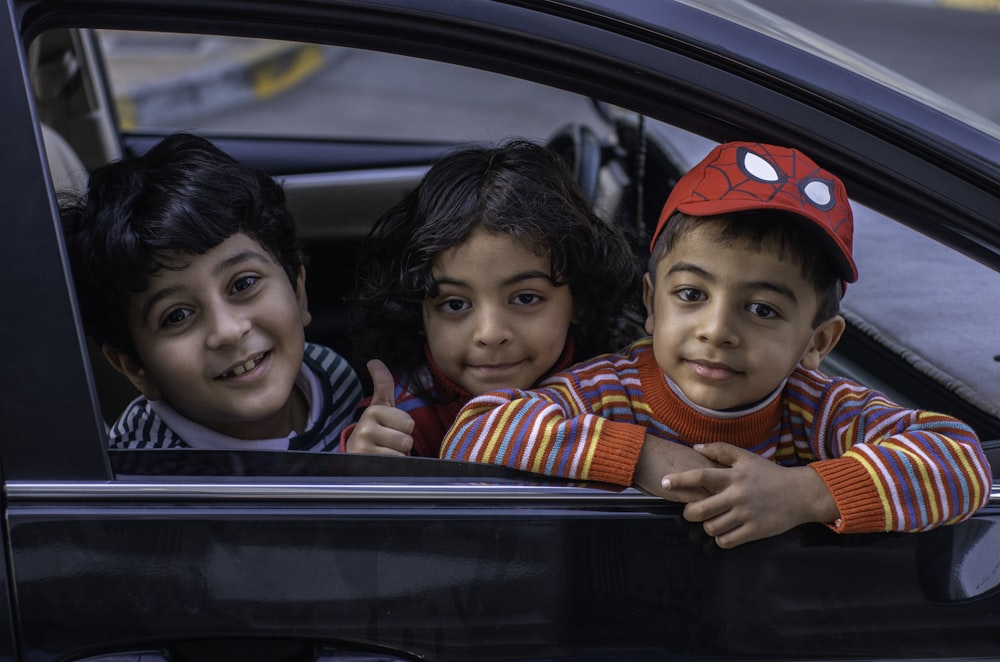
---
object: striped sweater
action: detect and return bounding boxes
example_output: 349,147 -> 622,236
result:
440,338 -> 992,533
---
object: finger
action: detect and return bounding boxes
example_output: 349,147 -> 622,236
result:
363,432 -> 413,456
367,359 -> 396,407
348,413 -> 414,455
365,404 -> 415,435
662,467 -> 731,496
698,508 -> 742,538
682,494 -> 732,523
693,442 -> 752,468
351,440 -> 411,457
712,523 -> 753,549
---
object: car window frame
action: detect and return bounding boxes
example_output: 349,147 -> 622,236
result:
9,0 -> 1000,484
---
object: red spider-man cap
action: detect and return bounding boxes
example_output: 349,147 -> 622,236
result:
650,142 -> 857,283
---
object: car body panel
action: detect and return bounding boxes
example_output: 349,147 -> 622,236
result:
8,479 -> 1000,660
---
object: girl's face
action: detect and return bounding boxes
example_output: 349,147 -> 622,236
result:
422,228 -> 575,396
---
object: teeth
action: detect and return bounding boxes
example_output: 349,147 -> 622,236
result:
227,354 -> 263,377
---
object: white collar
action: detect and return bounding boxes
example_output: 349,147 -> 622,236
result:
662,372 -> 785,419
149,362 -> 321,449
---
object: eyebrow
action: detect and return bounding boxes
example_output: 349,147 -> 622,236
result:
433,269 -> 556,289
138,249 -> 272,322
665,262 -> 798,303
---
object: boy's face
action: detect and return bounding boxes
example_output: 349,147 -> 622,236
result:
643,221 -> 844,411
112,232 -> 312,439
422,228 -> 575,396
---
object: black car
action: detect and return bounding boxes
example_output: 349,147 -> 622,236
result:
3,0 -> 1000,659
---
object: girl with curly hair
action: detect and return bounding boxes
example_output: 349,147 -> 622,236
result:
342,139 -> 643,457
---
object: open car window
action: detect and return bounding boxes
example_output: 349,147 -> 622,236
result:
36,25 -> 1000,481
98,31 -> 606,142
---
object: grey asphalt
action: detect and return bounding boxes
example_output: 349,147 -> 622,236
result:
99,31 -> 337,129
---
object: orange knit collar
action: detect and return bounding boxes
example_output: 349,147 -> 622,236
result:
637,348 -> 783,447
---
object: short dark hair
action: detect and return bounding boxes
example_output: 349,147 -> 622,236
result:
649,211 -> 842,326
61,133 -> 305,362
351,139 -> 643,380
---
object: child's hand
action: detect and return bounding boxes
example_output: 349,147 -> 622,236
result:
345,359 -> 414,456
662,443 -> 840,549
633,434 -> 722,502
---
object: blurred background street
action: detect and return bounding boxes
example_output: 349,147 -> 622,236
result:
753,0 -> 1000,124
97,0 -> 1000,139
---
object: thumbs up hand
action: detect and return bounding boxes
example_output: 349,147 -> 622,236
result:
344,359 -> 415,456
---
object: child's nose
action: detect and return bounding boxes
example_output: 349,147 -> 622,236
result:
698,303 -> 740,347
473,306 -> 511,347
205,306 -> 252,348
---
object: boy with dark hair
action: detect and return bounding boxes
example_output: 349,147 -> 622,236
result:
441,141 -> 992,548
62,133 -> 361,450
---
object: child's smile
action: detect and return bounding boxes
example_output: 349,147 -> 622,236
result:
216,351 -> 269,380
684,358 -> 743,382
122,233 -> 312,439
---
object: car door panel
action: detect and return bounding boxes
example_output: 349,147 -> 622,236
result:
7,480 -> 1000,660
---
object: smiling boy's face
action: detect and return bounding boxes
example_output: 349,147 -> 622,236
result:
643,219 -> 844,411
109,232 -> 312,439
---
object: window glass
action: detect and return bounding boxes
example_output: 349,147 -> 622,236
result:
97,31 -> 605,142
842,205 -> 1000,418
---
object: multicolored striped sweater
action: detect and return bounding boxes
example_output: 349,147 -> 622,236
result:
340,341 -> 575,457
440,338 -> 992,533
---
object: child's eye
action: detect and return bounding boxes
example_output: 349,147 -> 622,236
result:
438,298 -> 471,314
511,292 -> 541,305
676,287 -> 704,303
747,302 -> 778,319
230,275 -> 260,294
161,307 -> 192,328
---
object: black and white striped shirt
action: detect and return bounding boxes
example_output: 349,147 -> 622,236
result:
108,343 -> 361,451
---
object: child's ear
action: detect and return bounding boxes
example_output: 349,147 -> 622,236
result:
642,272 -> 656,336
101,345 -> 162,401
294,265 -> 312,328
800,315 -> 846,370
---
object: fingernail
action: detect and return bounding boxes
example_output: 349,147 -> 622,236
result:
694,444 -> 705,450
661,478 -> 671,489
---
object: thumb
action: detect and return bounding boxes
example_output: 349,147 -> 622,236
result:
693,442 -> 747,468
366,359 -> 396,407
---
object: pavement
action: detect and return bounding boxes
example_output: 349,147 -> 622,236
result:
99,31 -> 337,129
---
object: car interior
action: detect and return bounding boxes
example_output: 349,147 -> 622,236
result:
30,26 -> 1000,477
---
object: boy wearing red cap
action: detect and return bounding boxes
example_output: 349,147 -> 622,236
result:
440,141 -> 991,548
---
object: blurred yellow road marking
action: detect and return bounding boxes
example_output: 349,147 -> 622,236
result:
253,44 -> 325,99
939,0 -> 1000,11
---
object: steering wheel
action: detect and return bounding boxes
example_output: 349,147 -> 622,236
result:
547,123 -> 603,207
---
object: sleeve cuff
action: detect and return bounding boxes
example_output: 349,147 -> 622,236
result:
337,422 -> 357,453
808,457 -> 887,533
581,419 -> 647,487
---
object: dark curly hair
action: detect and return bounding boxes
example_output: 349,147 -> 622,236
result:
350,139 -> 643,390
60,133 -> 305,364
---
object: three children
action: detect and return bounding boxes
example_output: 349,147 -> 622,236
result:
64,132 -> 990,547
